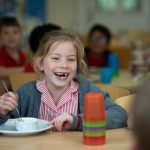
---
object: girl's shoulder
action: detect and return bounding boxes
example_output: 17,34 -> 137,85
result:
76,77 -> 101,93
16,80 -> 38,94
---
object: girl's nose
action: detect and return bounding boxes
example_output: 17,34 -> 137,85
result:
60,60 -> 68,68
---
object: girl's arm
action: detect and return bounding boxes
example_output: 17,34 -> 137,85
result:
73,79 -> 128,131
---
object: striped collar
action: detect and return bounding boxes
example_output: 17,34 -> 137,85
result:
36,78 -> 79,111
36,78 -> 78,94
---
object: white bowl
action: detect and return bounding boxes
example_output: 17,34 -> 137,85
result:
16,117 -> 38,131
3,119 -> 16,130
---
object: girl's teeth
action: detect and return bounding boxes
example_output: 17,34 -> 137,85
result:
55,73 -> 69,78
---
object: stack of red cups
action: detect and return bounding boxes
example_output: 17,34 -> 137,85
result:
83,92 -> 106,146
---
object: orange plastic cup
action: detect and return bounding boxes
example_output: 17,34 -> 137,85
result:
83,93 -> 106,122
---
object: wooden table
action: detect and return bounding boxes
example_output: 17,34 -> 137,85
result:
0,128 -> 133,150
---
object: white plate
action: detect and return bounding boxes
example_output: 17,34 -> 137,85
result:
0,119 -> 52,136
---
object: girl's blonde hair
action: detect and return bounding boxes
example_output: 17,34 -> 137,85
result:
32,29 -> 87,77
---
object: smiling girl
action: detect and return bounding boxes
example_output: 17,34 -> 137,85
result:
0,29 -> 127,131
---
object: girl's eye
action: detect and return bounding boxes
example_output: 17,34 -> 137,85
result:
68,58 -> 76,61
51,57 -> 59,60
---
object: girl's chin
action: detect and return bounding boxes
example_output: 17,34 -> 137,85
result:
55,76 -> 68,81
54,83 -> 70,89
53,79 -> 70,85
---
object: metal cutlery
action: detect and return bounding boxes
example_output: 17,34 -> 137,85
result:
1,80 -> 24,122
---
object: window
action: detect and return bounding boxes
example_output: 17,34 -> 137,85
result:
97,0 -> 141,12
122,0 -> 141,12
97,0 -> 117,12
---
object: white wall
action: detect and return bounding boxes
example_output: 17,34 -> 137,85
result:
46,0 -> 150,33
46,0 -> 79,31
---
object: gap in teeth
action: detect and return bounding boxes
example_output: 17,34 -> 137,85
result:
55,73 -> 68,77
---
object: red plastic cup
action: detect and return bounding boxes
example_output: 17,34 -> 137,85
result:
83,135 -> 106,145
83,93 -> 106,122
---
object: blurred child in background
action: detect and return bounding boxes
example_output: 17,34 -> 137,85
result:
0,16 -> 26,94
0,16 -> 26,68
25,23 -> 61,72
85,24 -> 116,68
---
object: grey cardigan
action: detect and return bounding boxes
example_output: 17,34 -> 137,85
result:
0,78 -> 127,130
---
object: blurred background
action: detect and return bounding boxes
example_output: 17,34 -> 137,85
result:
1,0 -> 150,46
0,0 -> 150,94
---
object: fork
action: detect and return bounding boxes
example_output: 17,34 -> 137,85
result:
2,80 -> 24,122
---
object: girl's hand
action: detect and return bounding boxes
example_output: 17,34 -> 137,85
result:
0,92 -> 18,115
50,112 -> 73,131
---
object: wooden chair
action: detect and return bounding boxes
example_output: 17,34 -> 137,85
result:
9,72 -> 38,91
115,94 -> 136,114
95,83 -> 131,100
109,46 -> 131,70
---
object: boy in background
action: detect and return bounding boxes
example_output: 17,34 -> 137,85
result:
25,23 -> 61,72
85,24 -> 114,68
0,16 -> 26,94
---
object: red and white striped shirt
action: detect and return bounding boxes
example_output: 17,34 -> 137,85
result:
36,79 -> 79,121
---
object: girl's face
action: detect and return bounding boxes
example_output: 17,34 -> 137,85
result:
40,41 -> 77,90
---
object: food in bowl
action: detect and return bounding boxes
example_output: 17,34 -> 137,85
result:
16,117 -> 38,131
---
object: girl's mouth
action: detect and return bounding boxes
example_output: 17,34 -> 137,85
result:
54,72 -> 69,79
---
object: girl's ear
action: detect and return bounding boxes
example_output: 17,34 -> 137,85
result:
39,63 -> 44,71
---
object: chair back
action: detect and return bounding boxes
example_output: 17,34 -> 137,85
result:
115,94 -> 136,114
95,83 -> 131,100
9,72 -> 38,91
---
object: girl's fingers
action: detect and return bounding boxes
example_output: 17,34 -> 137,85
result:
50,113 -> 73,131
4,100 -> 17,109
1,92 -> 18,105
0,92 -> 19,115
0,98 -> 16,110
0,102 -> 13,115
0,96 -> 18,110
3,96 -> 18,106
56,117 -> 64,131
56,114 -> 67,130
6,92 -> 18,101
1,104 -> 13,111
53,114 -> 71,131
51,115 -> 63,131
49,119 -> 55,125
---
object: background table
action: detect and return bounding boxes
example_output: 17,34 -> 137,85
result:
87,67 -> 143,92
0,128 -> 133,150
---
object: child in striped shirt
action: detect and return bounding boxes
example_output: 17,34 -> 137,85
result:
0,29 -> 127,131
